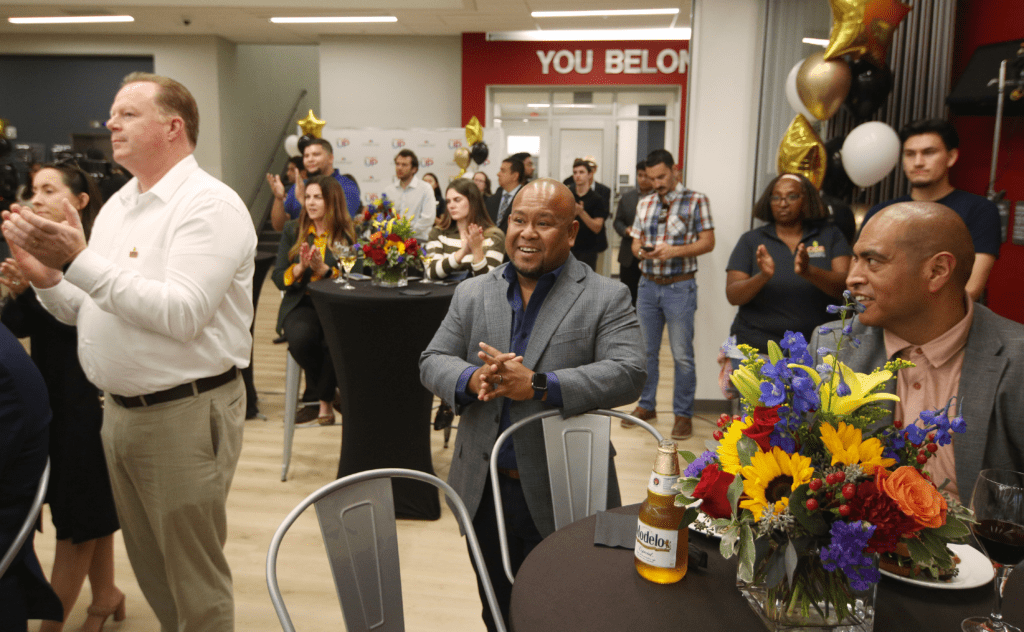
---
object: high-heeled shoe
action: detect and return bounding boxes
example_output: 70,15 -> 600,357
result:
83,590 -> 126,632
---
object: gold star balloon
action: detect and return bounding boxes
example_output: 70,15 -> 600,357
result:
297,109 -> 326,138
823,0 -> 911,67
465,116 -> 484,146
777,115 -> 826,189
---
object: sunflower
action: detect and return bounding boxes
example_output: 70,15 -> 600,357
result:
717,417 -> 755,475
739,447 -> 814,520
820,421 -> 896,474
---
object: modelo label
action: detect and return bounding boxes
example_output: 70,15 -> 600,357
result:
648,472 -> 679,495
634,522 -> 678,567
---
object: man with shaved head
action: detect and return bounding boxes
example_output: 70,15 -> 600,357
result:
812,201 -> 1024,504
421,178 -> 646,631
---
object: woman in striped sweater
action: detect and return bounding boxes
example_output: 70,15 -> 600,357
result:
424,178 -> 505,280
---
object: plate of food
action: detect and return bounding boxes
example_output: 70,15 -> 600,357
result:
879,543 -> 994,589
687,513 -> 724,539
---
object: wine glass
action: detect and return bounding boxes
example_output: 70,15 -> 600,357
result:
962,469 -> 1024,632
334,243 -> 357,290
420,252 -> 437,284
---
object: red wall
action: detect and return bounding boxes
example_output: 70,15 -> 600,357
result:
461,33 -> 690,162
950,0 -> 1024,322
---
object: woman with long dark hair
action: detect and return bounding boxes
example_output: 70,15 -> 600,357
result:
424,178 -> 505,280
0,161 -> 124,632
272,175 -> 355,426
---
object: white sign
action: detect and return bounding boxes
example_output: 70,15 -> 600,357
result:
536,48 -> 689,75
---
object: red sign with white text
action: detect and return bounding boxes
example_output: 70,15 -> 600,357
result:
461,32 -> 689,159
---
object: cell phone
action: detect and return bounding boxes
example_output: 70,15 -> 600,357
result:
642,245 -> 655,252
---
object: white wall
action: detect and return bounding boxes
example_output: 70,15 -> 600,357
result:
318,36 -> 462,129
686,0 -> 764,402
0,35 -> 226,178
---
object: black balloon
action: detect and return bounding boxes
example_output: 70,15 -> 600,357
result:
297,134 -> 316,154
470,141 -> 489,165
843,60 -> 893,121
821,135 -> 855,200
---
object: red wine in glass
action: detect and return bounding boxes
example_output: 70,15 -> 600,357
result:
974,519 -> 1024,567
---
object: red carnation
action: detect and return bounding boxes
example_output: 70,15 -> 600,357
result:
404,238 -> 418,255
692,463 -> 735,520
742,406 -> 780,452
845,471 -> 923,553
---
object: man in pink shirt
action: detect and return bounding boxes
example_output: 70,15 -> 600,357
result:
811,201 -> 1024,504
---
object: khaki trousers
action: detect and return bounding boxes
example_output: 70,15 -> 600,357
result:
101,376 -> 245,632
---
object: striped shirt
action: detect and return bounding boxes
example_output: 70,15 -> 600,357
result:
628,183 -> 714,276
424,225 -> 506,280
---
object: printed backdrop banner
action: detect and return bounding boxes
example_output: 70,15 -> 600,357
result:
320,126 -> 506,208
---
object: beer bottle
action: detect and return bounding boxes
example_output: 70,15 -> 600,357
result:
634,439 -> 688,583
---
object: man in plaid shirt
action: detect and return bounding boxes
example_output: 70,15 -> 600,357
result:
626,149 -> 715,441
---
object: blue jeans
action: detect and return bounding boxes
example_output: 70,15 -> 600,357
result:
636,277 -> 697,417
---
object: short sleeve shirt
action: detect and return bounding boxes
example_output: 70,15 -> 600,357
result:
865,190 -> 1002,256
571,188 -> 609,254
727,222 -> 851,351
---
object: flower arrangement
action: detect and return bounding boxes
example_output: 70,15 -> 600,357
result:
675,292 -> 973,629
357,195 -> 424,287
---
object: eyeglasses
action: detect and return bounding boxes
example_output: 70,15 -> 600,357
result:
770,194 -> 802,204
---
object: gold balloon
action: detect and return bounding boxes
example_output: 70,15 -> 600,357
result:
454,147 -> 471,176
796,52 -> 852,121
823,0 -> 911,68
777,115 -> 826,189
297,109 -> 326,138
465,116 -> 484,146
0,118 -> 7,136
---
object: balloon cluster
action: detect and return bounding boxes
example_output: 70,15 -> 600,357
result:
455,116 -> 488,177
778,0 -> 910,195
283,110 -> 327,157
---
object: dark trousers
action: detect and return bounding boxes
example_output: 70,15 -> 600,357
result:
469,474 -> 543,632
620,260 -> 641,306
282,298 -> 337,402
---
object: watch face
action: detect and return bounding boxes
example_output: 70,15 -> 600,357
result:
532,373 -> 547,389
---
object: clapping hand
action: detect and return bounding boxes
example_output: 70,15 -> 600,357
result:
0,258 -> 29,297
794,243 -> 809,276
756,245 -> 775,278
266,174 -> 286,200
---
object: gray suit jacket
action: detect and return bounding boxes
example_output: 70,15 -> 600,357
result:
810,305 -> 1024,504
613,189 -> 640,267
419,256 -> 646,536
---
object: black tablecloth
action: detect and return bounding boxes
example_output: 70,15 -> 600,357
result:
309,278 -> 456,520
509,504 -> 1024,632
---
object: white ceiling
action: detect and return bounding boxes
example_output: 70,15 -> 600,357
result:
1,0 -> 692,45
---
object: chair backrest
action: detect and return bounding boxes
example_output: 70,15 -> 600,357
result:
266,467 -> 505,632
490,409 -> 662,583
0,459 -> 50,578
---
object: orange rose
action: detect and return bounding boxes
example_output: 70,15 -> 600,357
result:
880,466 -> 948,529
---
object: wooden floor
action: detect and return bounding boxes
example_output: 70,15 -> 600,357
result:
31,276 -> 722,632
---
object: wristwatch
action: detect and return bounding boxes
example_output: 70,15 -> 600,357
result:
531,372 -> 548,401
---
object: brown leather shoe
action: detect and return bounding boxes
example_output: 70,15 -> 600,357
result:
671,415 -> 693,440
622,405 -> 657,428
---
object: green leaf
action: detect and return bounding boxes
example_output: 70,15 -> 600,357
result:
677,507 -> 699,530
764,543 -> 787,589
678,450 -> 697,464
727,472 -> 745,518
788,485 -> 829,537
736,436 -> 758,468
784,539 -> 799,587
767,340 -> 784,364
919,530 -> 953,559
905,537 -> 931,566
737,524 -> 756,583
720,525 -> 740,559
930,515 -> 971,541
676,478 -> 698,496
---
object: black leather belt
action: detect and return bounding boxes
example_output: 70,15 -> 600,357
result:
110,367 -> 239,409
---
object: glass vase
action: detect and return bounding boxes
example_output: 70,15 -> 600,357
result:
371,265 -> 409,288
737,539 -> 877,632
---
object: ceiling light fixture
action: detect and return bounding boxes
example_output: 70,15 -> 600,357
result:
270,16 -> 397,24
487,28 -> 690,42
802,37 -> 830,47
9,15 -> 134,24
532,9 -> 679,18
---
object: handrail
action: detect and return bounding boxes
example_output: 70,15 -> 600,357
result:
250,89 -> 309,233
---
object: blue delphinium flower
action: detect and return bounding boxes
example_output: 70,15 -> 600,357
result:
836,376 -> 852,397
683,450 -> 719,478
821,521 -> 880,591
905,424 -> 927,446
950,415 -> 966,434
790,373 -> 820,414
760,380 -> 786,407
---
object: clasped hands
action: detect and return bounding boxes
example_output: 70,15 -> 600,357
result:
471,342 -> 536,402
0,200 -> 87,289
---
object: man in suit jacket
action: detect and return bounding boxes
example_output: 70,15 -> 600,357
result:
810,202 -> 1024,505
485,156 -> 525,231
0,323 -> 63,629
421,179 -> 646,632
612,161 -> 653,305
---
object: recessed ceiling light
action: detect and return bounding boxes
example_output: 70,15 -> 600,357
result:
270,16 -> 397,24
9,15 -> 134,24
532,9 -> 679,18
488,28 -> 690,42
802,37 -> 830,47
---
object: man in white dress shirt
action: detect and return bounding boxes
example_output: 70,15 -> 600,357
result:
1,72 -> 256,632
381,148 -> 437,242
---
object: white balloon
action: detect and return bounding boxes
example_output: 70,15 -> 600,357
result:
840,122 -> 901,187
284,134 -> 301,157
785,60 -> 819,124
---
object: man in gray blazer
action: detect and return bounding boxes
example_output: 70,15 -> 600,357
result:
421,178 -> 646,631
811,202 -> 1024,505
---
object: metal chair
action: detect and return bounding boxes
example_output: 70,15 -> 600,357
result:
280,350 -> 302,481
266,467 -> 506,632
0,459 -> 50,577
490,409 -> 662,583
